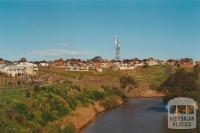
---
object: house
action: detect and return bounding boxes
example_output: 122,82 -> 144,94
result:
0,62 -> 38,77
51,59 -> 66,69
134,60 -> 144,67
96,67 -> 103,72
79,64 -> 89,71
119,63 -> 135,70
39,63 -> 49,67
12,61 -> 19,65
166,59 -> 177,66
142,58 -> 159,66
17,62 -> 38,75
179,58 -> 194,68
2,65 -> 25,77
0,60 -> 5,64
66,63 -> 89,71
159,60 -> 166,65
100,62 -> 113,69
195,61 -> 200,65
148,58 -> 159,66
88,63 -> 96,70
0,58 -> 5,64
0,64 -> 6,72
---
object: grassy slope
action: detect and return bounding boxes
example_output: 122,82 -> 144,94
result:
39,65 -> 168,88
0,82 -> 125,133
0,65 -> 180,133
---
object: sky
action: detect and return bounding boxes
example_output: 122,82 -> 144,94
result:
0,0 -> 200,61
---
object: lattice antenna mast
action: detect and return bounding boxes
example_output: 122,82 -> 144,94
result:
115,35 -> 120,60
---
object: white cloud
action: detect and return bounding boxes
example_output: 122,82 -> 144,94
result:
30,49 -> 96,56
17,43 -> 98,60
25,48 -> 97,60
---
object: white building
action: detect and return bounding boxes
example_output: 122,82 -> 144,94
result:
39,63 -> 49,67
66,64 -> 89,71
17,62 -> 38,75
0,64 -> 6,72
2,65 -> 25,77
119,63 -> 135,70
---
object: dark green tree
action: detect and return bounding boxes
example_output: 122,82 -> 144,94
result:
120,76 -> 137,89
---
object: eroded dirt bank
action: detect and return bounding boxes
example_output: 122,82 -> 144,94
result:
64,96 -> 123,132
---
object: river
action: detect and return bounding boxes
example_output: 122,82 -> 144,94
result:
81,97 -> 194,133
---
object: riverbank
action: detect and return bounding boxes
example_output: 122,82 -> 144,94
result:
67,93 -> 164,133
81,97 -> 169,133
63,90 -> 163,133
57,96 -> 124,133
126,85 -> 165,98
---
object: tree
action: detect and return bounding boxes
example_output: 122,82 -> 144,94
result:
180,58 -> 193,63
120,76 -> 137,89
159,68 -> 199,104
20,57 -> 27,62
91,56 -> 103,62
194,64 -> 200,75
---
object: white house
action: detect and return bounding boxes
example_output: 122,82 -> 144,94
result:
39,63 -> 49,67
148,59 -> 159,66
66,64 -> 89,71
119,63 -> 135,70
96,67 -> 103,73
3,65 -> 25,77
66,64 -> 79,71
135,62 -> 145,67
0,64 -> 6,72
17,62 -> 38,75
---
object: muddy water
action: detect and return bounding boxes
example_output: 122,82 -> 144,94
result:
81,97 -> 194,133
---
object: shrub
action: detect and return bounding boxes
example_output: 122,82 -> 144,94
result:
120,76 -> 137,89
100,97 -> 118,109
194,64 -> 200,75
40,112 -> 55,125
15,103 -> 28,116
63,124 -> 75,133
86,90 -> 105,101
33,85 -> 40,93
66,97 -> 77,110
160,69 -> 199,95
25,90 -> 31,97
50,98 -> 69,117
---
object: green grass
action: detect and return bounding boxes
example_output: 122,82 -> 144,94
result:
0,81 -> 125,133
0,65 -> 190,133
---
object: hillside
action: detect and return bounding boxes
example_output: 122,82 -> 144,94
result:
0,65 -> 180,133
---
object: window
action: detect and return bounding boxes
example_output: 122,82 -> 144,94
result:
177,105 -> 186,114
187,105 -> 194,114
170,105 -> 176,114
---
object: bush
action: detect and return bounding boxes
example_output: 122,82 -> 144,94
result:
100,97 -> 119,109
159,68 -> 200,103
63,124 -> 75,133
33,85 -> 40,93
25,90 -> 31,97
66,97 -> 78,110
86,90 -> 105,101
194,64 -> 200,75
40,112 -> 55,125
50,98 -> 69,117
15,103 -> 28,116
120,76 -> 137,89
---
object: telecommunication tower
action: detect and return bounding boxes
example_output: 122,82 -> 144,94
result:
114,35 -> 120,60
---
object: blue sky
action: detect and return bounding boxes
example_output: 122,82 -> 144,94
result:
0,0 -> 200,61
